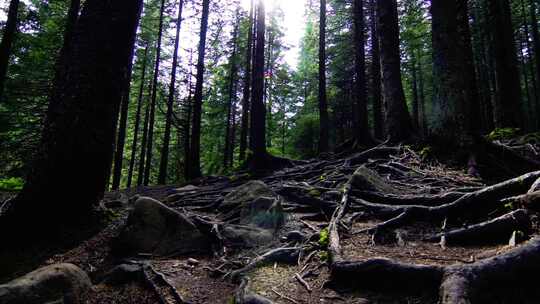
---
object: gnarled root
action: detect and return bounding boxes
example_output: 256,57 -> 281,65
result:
424,209 -> 531,245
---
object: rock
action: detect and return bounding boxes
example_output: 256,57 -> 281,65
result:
220,181 -> 277,211
115,197 -> 211,256
101,264 -> 143,285
222,225 -> 274,248
0,263 -> 91,304
351,166 -> 397,194
239,197 -> 285,230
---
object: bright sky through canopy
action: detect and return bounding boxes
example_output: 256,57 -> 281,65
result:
241,0 -> 307,69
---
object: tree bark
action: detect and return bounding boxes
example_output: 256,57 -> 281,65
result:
225,15 -> 239,169
111,52 -> 135,190
411,58 -> 419,130
249,0 -> 268,169
377,0 -> 413,143
486,0 -> 523,128
318,0 -> 329,153
188,0 -> 211,180
0,0 -> 20,102
6,0 -> 143,222
127,44 -> 150,188
529,0 -> 540,130
370,0 -> 383,140
352,0 -> 371,145
143,0 -> 166,185
158,0 -> 184,184
137,78 -> 153,186
239,0 -> 255,163
430,0 -> 479,145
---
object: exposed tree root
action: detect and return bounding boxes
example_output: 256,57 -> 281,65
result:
228,247 -> 302,280
424,209 -> 531,245
439,237 -> 540,303
353,171 -> 540,233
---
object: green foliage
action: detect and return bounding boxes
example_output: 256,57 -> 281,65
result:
486,128 -> 521,141
318,251 -> 329,262
419,146 -> 432,159
319,228 -> 329,247
0,177 -> 24,191
308,189 -> 321,197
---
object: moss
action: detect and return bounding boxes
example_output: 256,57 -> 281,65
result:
319,228 -> 329,247
0,177 -> 24,191
486,128 -> 520,141
308,189 -> 321,197
318,251 -> 329,262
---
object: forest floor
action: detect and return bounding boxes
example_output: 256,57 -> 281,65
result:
2,136 -> 540,303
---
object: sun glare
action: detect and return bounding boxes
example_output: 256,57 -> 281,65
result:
241,0 -> 281,12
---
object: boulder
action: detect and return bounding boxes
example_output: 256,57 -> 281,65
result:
0,263 -> 91,304
222,225 -> 274,248
351,166 -> 397,194
239,196 -> 285,230
115,197 -> 211,256
220,181 -> 277,212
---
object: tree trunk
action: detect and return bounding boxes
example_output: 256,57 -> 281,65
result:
143,0 -> 166,185
411,58 -> 419,130
352,0 -> 371,145
249,0 -> 268,168
137,79 -> 153,186
377,0 -> 413,143
6,0 -> 142,223
225,15 -> 239,169
318,0 -> 329,153
417,52 -> 427,136
188,0 -> 211,180
529,0 -> 540,130
239,0 -> 255,163
521,0 -> 539,129
158,0 -> 184,184
111,52 -> 135,190
0,0 -> 20,102
486,0 -> 523,128
431,0 -> 479,145
370,0 -> 383,140
127,44 -> 150,188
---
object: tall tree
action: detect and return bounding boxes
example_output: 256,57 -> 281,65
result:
158,0 -> 184,184
111,55 -> 135,190
188,0 -> 211,179
127,44 -> 150,188
352,0 -> 371,145
0,0 -> 20,101
529,0 -> 540,129
4,0 -> 142,224
430,0 -> 479,144
239,0 -> 255,162
377,0 -> 413,142
249,0 -> 268,168
143,0 -> 166,185
224,14 -> 240,169
370,0 -> 383,140
486,0 -> 522,128
318,0 -> 329,153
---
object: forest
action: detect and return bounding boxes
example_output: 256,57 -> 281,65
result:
1,0 -> 540,303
